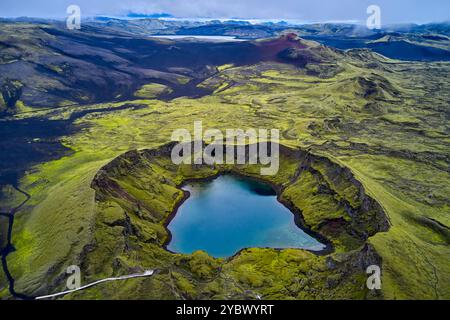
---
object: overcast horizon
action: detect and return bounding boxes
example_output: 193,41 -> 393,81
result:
0,0 -> 449,25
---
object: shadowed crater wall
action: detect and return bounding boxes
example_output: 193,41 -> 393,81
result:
53,142 -> 392,299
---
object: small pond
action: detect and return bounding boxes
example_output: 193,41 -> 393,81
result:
167,175 -> 326,257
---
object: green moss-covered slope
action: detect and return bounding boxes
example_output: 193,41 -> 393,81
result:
57,142 -> 387,299
2,42 -> 449,299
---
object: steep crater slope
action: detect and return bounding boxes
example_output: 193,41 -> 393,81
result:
56,142 -> 389,299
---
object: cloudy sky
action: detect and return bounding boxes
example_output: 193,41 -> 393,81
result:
0,0 -> 449,24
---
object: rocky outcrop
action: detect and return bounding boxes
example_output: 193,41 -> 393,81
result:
0,79 -> 22,114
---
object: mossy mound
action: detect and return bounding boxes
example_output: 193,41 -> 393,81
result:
134,83 -> 173,99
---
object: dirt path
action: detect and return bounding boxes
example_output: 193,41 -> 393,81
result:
35,270 -> 155,300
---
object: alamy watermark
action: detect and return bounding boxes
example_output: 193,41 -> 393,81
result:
367,5 -> 382,30
366,265 -> 382,290
66,5 -> 81,30
171,121 -> 280,175
66,265 -> 81,290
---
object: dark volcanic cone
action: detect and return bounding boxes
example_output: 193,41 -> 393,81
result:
255,33 -> 341,67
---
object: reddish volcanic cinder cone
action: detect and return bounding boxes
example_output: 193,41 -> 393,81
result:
254,33 -> 340,67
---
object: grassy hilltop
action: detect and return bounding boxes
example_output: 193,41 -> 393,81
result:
0,23 -> 449,300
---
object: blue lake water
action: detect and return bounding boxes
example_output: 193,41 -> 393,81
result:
150,35 -> 245,42
167,175 -> 326,257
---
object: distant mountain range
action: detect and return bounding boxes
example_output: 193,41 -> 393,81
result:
126,12 -> 173,19
1,18 -> 450,116
87,18 -> 450,61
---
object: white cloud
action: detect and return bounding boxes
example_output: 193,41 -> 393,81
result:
0,0 -> 448,24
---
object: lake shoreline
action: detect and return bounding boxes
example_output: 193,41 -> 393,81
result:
161,170 -> 334,259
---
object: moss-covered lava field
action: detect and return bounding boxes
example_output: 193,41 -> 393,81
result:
0,22 -> 449,300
